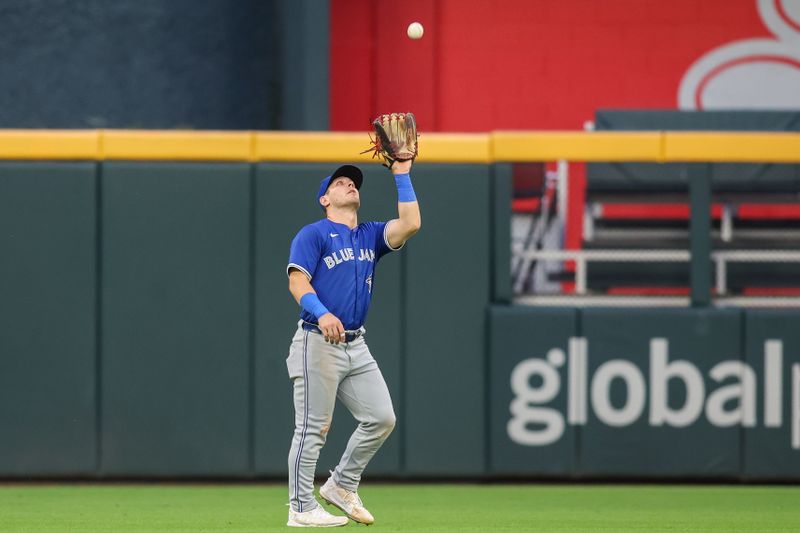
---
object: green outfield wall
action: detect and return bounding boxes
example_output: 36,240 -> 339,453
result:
0,163 -> 97,476
2,159 -> 800,480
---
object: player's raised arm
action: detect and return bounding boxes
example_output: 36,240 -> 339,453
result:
365,112 -> 422,249
385,159 -> 421,249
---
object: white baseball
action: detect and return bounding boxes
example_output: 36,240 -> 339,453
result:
407,22 -> 424,40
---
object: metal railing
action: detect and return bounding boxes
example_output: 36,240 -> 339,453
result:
512,246 -> 800,302
713,250 -> 800,295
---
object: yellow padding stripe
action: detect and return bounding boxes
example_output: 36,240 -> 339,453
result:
664,132 -> 800,163
0,130 -> 99,159
0,129 -> 799,163
420,133 -> 490,163
103,130 -> 253,161
253,132 -> 490,163
254,132 -> 373,162
491,131 -> 664,162
419,133 -> 492,164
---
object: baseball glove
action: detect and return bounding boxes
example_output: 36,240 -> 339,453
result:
362,112 -> 419,168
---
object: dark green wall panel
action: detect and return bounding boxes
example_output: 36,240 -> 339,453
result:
743,310 -> 800,480
0,163 -> 97,475
404,165 -> 490,475
579,309 -> 742,478
488,306 -> 578,476
491,164 -> 512,303
100,163 -> 251,476
254,163 -> 402,477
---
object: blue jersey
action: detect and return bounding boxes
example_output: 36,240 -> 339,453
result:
287,219 -> 402,330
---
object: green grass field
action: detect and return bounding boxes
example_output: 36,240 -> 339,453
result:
1,484 -> 798,532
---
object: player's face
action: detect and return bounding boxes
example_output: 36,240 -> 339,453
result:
324,177 -> 360,209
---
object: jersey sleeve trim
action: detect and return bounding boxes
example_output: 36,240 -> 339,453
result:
287,263 -> 312,280
384,220 -> 406,251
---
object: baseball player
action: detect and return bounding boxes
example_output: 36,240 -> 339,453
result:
285,158 -> 420,527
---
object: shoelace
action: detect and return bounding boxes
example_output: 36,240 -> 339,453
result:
342,489 -> 363,507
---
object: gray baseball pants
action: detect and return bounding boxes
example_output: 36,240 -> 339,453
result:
286,323 -> 396,513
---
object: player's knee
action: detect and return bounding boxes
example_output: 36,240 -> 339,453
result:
315,421 -> 334,444
297,416 -> 333,446
375,410 -> 396,437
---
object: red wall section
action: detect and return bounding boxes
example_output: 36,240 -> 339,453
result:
329,0 -> 375,132
330,0 -> 440,130
330,0 -> 769,131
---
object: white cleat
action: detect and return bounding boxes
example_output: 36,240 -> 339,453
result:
319,477 -> 375,525
287,505 -> 349,527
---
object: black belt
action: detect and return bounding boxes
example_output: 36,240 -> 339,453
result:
302,322 -> 364,343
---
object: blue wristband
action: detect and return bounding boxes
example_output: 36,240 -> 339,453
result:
394,173 -> 417,203
300,292 -> 330,320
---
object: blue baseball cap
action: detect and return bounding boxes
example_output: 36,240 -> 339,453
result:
317,164 -> 363,209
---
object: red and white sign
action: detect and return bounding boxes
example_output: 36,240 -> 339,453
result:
679,0 -> 800,110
